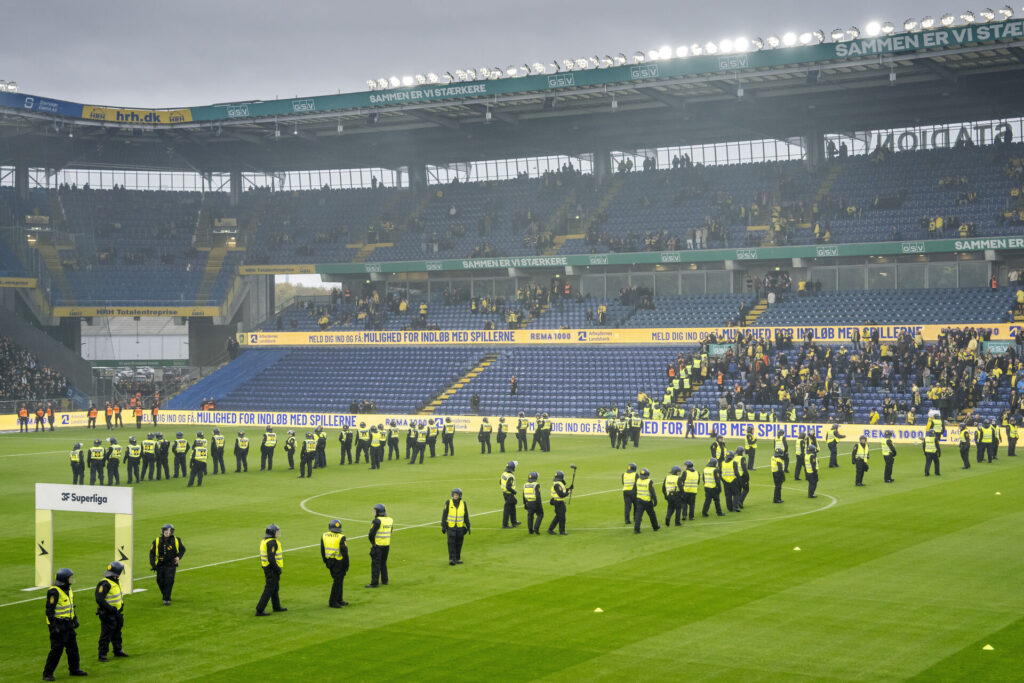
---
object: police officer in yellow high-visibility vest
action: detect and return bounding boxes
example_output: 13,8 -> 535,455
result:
516,412 -> 529,451
805,441 -> 820,498
500,461 -> 520,528
721,450 -> 741,512
852,435 -> 870,486
321,520 -> 349,608
793,434 -> 807,481
547,471 -> 572,535
299,432 -> 316,478
125,436 -> 142,484
663,466 -> 683,526
680,460 -> 699,521
774,432 -> 789,471
441,488 -> 470,565
523,471 -> 544,534
621,463 -> 638,524
366,504 -> 393,587
633,468 -> 659,533
771,450 -> 786,503
980,418 -> 1000,463
478,417 -> 493,454
105,437 -> 122,486
701,458 -> 724,517
188,441 -> 208,487
922,429 -> 941,476
43,567 -> 86,680
211,428 -> 226,474
88,439 -> 105,485
745,426 -> 758,469
234,431 -> 250,472
256,524 -> 286,616
443,417 -> 457,456
369,426 -> 384,470
141,433 -> 157,481
171,432 -> 190,479
826,422 -> 845,468
70,442 -> 85,485
1007,417 -> 1019,458
95,560 -> 128,661
260,426 -> 277,471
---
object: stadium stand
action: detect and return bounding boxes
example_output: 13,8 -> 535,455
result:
0,334 -> 72,404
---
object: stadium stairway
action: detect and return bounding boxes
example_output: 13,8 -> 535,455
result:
195,244 -> 228,302
743,299 -> 768,326
545,233 -> 584,255
421,353 -> 499,414
814,163 -> 843,203
165,348 -> 291,409
35,243 -> 75,303
350,242 -> 394,263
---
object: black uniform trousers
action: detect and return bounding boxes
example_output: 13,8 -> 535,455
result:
256,567 -> 282,613
155,565 -> 176,601
97,610 -> 124,656
737,474 -> 749,507
548,501 -> 567,533
479,434 -> 491,454
446,528 -> 465,562
71,463 -> 84,485
187,462 -> 204,487
616,432 -> 629,449
387,439 -> 399,460
427,437 -> 437,458
924,451 -> 940,475
855,459 -> 868,485
634,500 -> 659,532
235,451 -> 248,472
747,449 -> 756,470
261,446 -> 274,470
702,487 -> 723,516
286,448 -> 296,469
106,461 -> 119,485
1008,437 -> 1017,457
516,430 -> 527,451
354,441 -> 369,464
89,462 -> 104,485
772,473 -> 784,502
607,428 -> 617,448
806,472 -> 819,497
530,431 -> 541,451
173,453 -> 188,478
496,433 -> 506,452
502,492 -> 518,527
141,455 -> 154,480
316,447 -> 327,469
340,439 -> 352,465
443,434 -> 455,456
793,455 -> 805,480
959,443 -> 971,468
43,623 -> 80,677
989,441 -> 999,462
126,458 -> 141,484
681,491 -> 696,520
664,493 -> 682,525
369,546 -> 389,586
299,455 -> 314,478
724,480 -> 739,511
828,442 -> 839,467
622,491 -> 636,523
525,501 -> 543,533
326,559 -> 347,606
884,455 -> 895,481
155,454 -> 170,479
977,441 -> 987,463
405,438 -> 414,459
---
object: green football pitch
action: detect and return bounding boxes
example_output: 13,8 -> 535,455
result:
1,427 -> 1022,681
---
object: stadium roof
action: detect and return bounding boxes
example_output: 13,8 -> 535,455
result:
3,19 -> 1024,173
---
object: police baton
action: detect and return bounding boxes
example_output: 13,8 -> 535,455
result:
567,464 -> 577,504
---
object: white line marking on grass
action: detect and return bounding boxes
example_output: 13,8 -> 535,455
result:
0,449 -> 65,458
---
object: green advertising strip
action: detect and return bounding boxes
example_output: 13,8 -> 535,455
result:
306,236 -> 1024,276
188,20 -> 1024,123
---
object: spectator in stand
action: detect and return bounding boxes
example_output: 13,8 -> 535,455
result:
0,335 -> 70,407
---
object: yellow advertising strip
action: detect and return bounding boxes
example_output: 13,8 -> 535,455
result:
82,106 -> 192,125
53,306 -> 220,318
0,277 -> 37,288
239,323 -> 1019,347
238,264 -> 316,275
0,409 -> 974,445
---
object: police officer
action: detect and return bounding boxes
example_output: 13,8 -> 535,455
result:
192,432 -> 208,475
425,420 -> 439,458
149,523 -> 185,606
663,466 -> 683,527
315,426 -> 328,469
256,524 -> 286,616
442,489 -> 470,565
721,450 -> 740,512
1007,417 -> 1019,457
171,432 -> 189,479
774,431 -> 789,471
414,422 -> 428,463
539,412 -> 552,452
234,431 -> 250,472
710,432 -> 727,463
701,458 -> 724,517
516,412 -> 529,451
104,437 -> 122,486
285,430 -> 297,469
958,423 -> 972,469
299,432 -> 316,478
806,442 -> 820,498
95,561 -> 128,661
496,417 -> 508,452
386,421 -> 400,460
260,426 -> 277,471
734,446 -> 749,509
633,468 -> 659,533
187,439 -> 208,487
923,429 -> 941,476
883,429 -> 897,482
405,421 -> 416,460
338,425 -> 353,465
681,461 -> 699,520
124,436 -> 142,484
984,418 -> 1001,463
370,425 -> 385,469
355,422 -> 370,464
43,567 -> 87,681
793,434 -> 807,481
630,411 -> 643,448
141,433 -> 157,481
771,448 -> 786,503
606,413 -> 618,448
530,413 -> 543,451
621,463 -> 638,524
365,504 -> 392,588
826,422 -> 844,468
547,471 -> 572,535
155,433 -> 170,480
88,439 -> 105,485
523,471 -> 544,534
211,428 -> 226,474
745,425 -> 758,469
443,417 -> 457,456
70,442 -> 85,485
853,435 -> 870,486
500,461 -> 520,528
321,520 -> 349,608
479,417 -> 493,453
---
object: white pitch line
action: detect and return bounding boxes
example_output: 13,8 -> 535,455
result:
0,449 -> 65,458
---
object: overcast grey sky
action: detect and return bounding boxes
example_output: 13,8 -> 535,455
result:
5,0 -> 949,108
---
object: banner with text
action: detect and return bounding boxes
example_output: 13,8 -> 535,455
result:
238,264 -> 316,275
53,305 -> 220,318
0,277 -> 37,288
1,409 -> 972,446
81,106 -> 192,124
239,324 -> 1020,348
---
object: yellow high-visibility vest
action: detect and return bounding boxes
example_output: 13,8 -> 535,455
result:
101,578 -> 123,611
500,471 -> 516,493
682,470 -> 699,493
524,482 -> 539,502
622,471 -> 637,491
69,448 -> 82,464
193,446 -> 208,463
636,478 -> 652,502
265,433 -> 277,447
52,586 -> 75,622
260,537 -> 283,568
445,500 -> 466,528
322,532 -> 344,560
374,517 -> 393,546
664,473 -> 680,494
702,466 -> 718,489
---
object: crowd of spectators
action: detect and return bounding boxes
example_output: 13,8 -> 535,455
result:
0,335 -> 70,405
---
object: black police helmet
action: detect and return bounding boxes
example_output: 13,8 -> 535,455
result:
55,568 -> 74,584
554,470 -> 565,480
128,436 -> 136,444
238,431 -> 245,437
147,432 -> 154,439
265,524 -> 280,536
213,428 -> 220,435
266,425 -> 273,431
105,561 -> 124,578
451,488 -> 462,498
73,442 -> 82,450
176,431 -> 183,438
708,457 -> 718,466
373,503 -> 386,515
94,439 -> 101,446
640,468 -> 650,477
627,463 -> 637,471
528,471 -> 538,481
108,437 -> 117,445
671,465 -> 682,474
507,461 -> 516,471
329,519 -> 342,532
155,432 -> 163,439
196,431 -> 204,438
684,460 -> 694,468
161,523 -> 174,533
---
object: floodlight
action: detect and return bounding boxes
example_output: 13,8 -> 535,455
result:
675,45 -> 689,57
401,76 -> 414,86
921,15 -> 936,28
940,13 -> 955,26
961,10 -> 975,23
455,69 -> 467,81
633,51 -> 646,63
719,38 -> 734,52
647,49 -> 659,61
904,18 -> 919,31
812,30 -> 825,43
782,32 -> 797,46
735,37 -> 751,51
881,21 -> 895,34
751,37 -> 765,49
427,72 -> 439,83
466,68 -> 477,80
562,59 -> 574,71
831,28 -> 845,41
798,32 -> 812,45
6,82 -> 16,93
865,21 -> 881,36
705,41 -> 718,54
600,55 -> 614,67
574,58 -> 588,69
980,7 -> 995,21
690,43 -> 704,56
479,67 -> 491,79
766,35 -> 781,48
998,5 -> 1013,19
532,61 -> 546,73
589,56 -> 600,68
366,80 -> 377,90
444,72 -> 455,84
506,65 -> 518,77
658,45 -> 672,59
388,76 -> 400,87
847,26 -> 861,39
614,53 -> 627,65
547,61 -> 559,72
415,74 -> 426,85
376,78 -> 388,90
